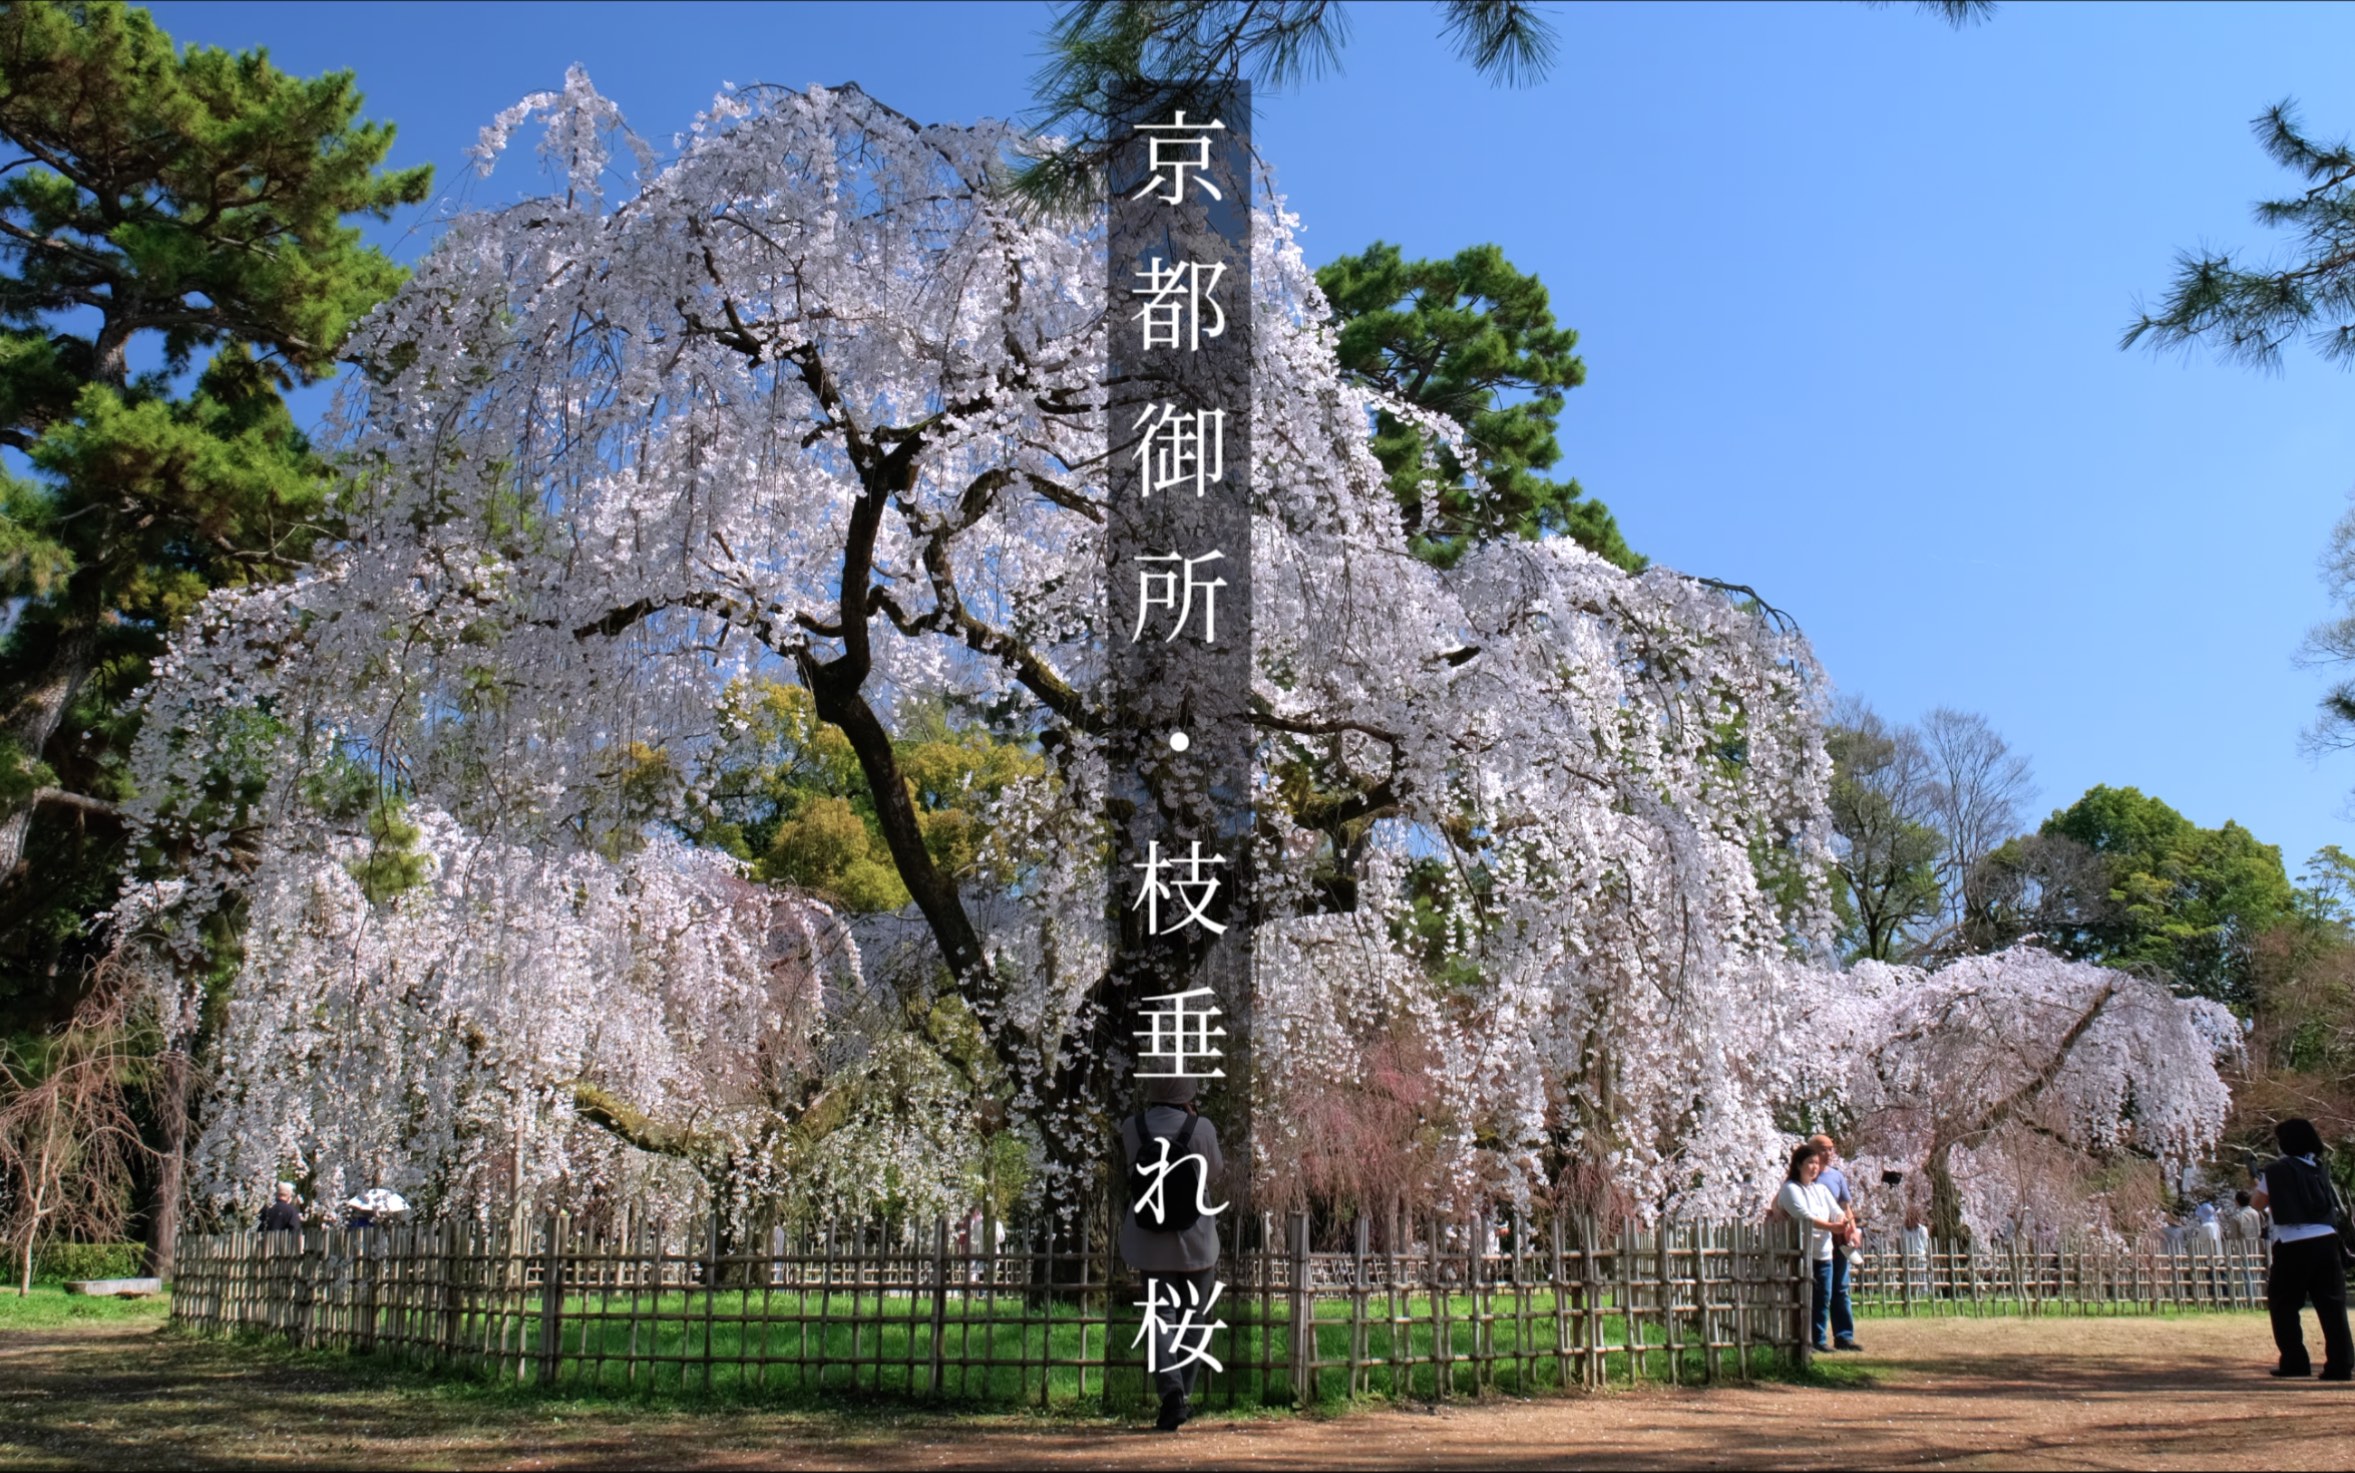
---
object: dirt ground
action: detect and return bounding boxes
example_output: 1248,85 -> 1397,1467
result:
3,1312 -> 2352,1470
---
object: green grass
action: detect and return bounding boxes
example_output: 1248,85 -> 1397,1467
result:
193,1282 -> 1790,1414
0,1283 -> 173,1331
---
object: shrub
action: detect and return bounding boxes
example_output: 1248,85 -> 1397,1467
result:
32,1241 -> 146,1283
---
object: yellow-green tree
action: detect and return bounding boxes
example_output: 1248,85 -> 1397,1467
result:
690,680 -> 1042,914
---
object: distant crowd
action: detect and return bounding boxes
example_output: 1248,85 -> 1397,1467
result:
254,1181 -> 406,1232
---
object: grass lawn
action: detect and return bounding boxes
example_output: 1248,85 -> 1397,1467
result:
0,1284 -> 172,1332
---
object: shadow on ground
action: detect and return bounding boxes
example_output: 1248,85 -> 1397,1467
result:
2,1313 -> 2350,1470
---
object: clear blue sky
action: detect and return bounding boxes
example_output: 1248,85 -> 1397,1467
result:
147,0 -> 2355,872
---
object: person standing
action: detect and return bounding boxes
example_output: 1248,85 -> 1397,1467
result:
257,1181 -> 302,1233
1809,1133 -> 1863,1352
2250,1118 -> 2353,1381
1119,1074 -> 1226,1430
2224,1191 -> 2264,1243
1774,1143 -> 1848,1353
1901,1208 -> 1933,1300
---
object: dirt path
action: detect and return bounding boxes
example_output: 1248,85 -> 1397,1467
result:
3,1313 -> 2351,1469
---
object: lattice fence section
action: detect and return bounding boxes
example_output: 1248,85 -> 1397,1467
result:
1850,1237 -> 2274,1317
171,1210 -> 1811,1407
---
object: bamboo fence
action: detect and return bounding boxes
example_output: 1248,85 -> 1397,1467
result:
171,1208 -> 1812,1408
1849,1235 -> 2275,1317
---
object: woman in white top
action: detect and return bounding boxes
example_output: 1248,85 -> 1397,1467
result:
1773,1142 -> 1853,1351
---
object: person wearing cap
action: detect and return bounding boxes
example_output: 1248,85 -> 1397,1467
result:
1118,1073 -> 1226,1432
257,1181 -> 302,1233
2250,1117 -> 2352,1381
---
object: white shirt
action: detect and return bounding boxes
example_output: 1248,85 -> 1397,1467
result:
1776,1179 -> 1840,1262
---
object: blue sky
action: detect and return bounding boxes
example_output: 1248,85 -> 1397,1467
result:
147,0 -> 2355,871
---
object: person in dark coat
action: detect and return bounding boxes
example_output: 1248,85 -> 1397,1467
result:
2250,1117 -> 2352,1381
257,1181 -> 303,1233
1118,1074 -> 1226,1432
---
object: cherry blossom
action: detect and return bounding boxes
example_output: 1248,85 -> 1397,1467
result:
119,74 -> 2228,1229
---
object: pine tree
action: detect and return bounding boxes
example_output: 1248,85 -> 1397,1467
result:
0,2 -> 429,1012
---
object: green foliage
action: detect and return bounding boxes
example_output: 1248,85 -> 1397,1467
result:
2127,103 -> 2355,820
2034,785 -> 2297,1006
2294,844 -> 2355,926
688,681 -> 1043,914
1316,241 -> 1638,570
1824,715 -> 1941,961
1020,2 -> 1992,210
345,803 -> 427,906
2125,102 -> 2355,371
1384,854 -> 1490,991
0,1 -> 429,1017
1020,1 -> 1559,213
30,1239 -> 142,1282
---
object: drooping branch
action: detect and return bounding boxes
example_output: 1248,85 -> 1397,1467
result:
569,1081 -> 724,1168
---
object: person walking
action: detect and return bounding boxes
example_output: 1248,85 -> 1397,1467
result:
1119,1074 -> 1226,1430
1809,1133 -> 1863,1351
257,1181 -> 302,1233
1774,1142 -> 1850,1353
2250,1118 -> 2353,1381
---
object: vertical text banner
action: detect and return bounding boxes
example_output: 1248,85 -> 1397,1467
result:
1105,80 -> 1255,1206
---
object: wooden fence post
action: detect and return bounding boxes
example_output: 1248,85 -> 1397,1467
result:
538,1211 -> 566,1387
1287,1212 -> 1313,1406
929,1217 -> 950,1398
1351,1213 -> 1370,1400
1794,1219 -> 1813,1375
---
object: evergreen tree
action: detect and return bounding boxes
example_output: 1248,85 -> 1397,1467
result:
2125,102 -> 2355,371
2125,102 -> 2355,795
1020,0 -> 1992,210
1317,241 -> 1638,569
0,2 -> 429,1015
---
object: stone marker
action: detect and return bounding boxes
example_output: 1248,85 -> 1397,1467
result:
62,1277 -> 161,1298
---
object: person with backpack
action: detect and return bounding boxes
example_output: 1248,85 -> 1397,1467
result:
1119,1073 -> 1227,1431
2249,1117 -> 2353,1381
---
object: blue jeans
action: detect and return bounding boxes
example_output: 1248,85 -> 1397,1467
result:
1811,1255 -> 1856,1347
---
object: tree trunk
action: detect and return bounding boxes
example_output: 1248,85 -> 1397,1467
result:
145,1052 -> 191,1281
1926,1141 -> 1969,1245
18,1134 -> 53,1296
0,627 -> 97,886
